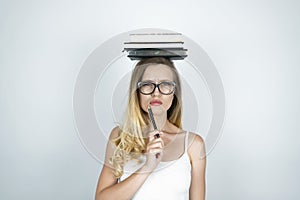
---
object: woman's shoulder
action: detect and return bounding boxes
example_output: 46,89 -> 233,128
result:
109,126 -> 121,140
187,132 -> 204,145
186,132 -> 206,161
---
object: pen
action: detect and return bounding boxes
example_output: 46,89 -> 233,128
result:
148,106 -> 161,158
147,106 -> 160,138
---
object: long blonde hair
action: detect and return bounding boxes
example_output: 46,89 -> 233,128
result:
110,57 -> 182,178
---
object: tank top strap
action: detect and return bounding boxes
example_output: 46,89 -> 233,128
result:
184,131 -> 189,153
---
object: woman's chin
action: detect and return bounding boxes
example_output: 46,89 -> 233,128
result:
150,105 -> 166,115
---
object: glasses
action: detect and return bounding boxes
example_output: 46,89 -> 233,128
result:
137,81 -> 176,95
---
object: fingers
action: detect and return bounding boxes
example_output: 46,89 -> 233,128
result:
147,138 -> 164,150
147,148 -> 163,155
144,131 -> 164,170
148,130 -> 163,141
147,139 -> 163,159
146,136 -> 164,157
146,130 -> 164,161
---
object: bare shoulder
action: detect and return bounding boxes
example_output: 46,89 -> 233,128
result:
103,126 -> 120,167
188,132 -> 204,148
109,126 -> 121,140
187,132 -> 206,162
105,126 -> 121,158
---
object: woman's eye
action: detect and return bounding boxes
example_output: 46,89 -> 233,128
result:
161,82 -> 171,86
142,83 -> 153,87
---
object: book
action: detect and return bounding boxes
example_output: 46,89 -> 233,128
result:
124,42 -> 184,49
126,48 -> 187,60
129,33 -> 183,43
123,32 -> 187,60
127,55 -> 186,60
128,48 -> 187,56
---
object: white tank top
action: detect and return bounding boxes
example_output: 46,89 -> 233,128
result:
120,132 -> 191,200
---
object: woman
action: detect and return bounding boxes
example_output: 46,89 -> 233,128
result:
95,57 -> 206,200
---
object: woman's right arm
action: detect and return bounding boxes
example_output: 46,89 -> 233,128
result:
95,163 -> 152,200
95,127 -> 163,200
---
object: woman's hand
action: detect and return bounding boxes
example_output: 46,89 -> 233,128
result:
143,130 -> 164,172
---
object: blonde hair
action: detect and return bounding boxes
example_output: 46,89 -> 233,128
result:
110,57 -> 182,178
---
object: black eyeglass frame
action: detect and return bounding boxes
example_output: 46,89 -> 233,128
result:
137,81 -> 176,95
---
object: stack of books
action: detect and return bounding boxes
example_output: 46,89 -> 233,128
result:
123,32 -> 187,60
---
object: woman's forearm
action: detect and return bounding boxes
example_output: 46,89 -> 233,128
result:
95,166 -> 151,200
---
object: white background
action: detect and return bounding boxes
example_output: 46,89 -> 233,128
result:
1,0 -> 299,199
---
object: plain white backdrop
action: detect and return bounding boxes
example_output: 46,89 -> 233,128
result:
1,0 -> 299,199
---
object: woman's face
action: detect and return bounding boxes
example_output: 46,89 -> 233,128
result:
138,64 -> 175,114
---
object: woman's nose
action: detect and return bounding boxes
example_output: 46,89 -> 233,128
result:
152,86 -> 161,96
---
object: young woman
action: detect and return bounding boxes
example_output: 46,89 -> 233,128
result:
95,57 -> 206,200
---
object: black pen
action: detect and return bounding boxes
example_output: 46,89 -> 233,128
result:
147,106 -> 160,138
148,106 -> 161,159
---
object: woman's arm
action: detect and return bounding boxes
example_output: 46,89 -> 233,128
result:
188,133 -> 206,200
95,127 -> 164,200
95,164 -> 152,200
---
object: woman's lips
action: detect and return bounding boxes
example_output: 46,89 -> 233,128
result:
150,100 -> 162,106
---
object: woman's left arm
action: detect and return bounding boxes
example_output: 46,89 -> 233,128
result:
188,133 -> 206,200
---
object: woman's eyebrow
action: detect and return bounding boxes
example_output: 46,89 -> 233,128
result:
140,79 -> 173,82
